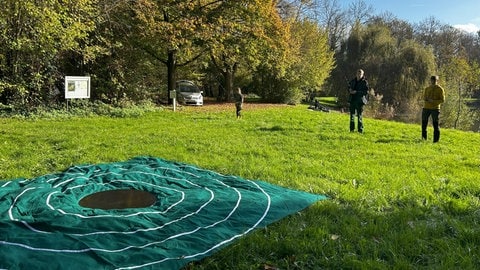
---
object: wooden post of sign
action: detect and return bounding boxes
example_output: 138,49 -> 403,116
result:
170,90 -> 177,112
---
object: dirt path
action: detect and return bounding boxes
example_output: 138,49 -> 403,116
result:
179,100 -> 289,112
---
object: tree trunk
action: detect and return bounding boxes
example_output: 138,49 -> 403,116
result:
222,63 -> 237,101
223,70 -> 233,101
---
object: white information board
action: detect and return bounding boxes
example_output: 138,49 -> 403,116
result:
65,76 -> 90,99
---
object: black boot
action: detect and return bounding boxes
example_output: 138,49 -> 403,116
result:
433,130 -> 440,143
422,130 -> 427,140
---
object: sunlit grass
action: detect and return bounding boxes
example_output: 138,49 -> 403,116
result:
317,96 -> 339,107
1,104 -> 479,269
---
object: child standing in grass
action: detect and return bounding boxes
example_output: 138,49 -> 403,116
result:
233,87 -> 244,118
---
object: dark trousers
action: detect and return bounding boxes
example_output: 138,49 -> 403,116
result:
422,108 -> 440,142
349,102 -> 364,132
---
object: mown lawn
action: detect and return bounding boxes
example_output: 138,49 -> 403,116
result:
1,103 -> 479,269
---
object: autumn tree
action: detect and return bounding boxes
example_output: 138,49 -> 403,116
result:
244,1 -> 335,104
205,1 -> 290,101
288,19 -> 335,95
123,0 -> 216,104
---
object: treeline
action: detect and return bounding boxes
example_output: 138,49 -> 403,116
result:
292,0 -> 480,130
0,0 -> 334,109
0,0 -> 479,130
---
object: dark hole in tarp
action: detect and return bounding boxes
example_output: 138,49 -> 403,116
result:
79,189 -> 157,210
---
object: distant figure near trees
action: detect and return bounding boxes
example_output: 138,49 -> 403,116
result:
233,87 -> 244,118
348,69 -> 369,133
422,75 -> 445,143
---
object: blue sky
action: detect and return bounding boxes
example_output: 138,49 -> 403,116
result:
340,0 -> 480,33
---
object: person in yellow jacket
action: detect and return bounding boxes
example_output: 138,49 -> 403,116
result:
422,75 -> 445,142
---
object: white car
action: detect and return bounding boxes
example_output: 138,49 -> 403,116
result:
176,80 -> 203,106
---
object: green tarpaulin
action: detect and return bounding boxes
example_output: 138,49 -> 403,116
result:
0,157 -> 326,269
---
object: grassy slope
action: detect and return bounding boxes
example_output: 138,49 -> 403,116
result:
1,104 -> 479,269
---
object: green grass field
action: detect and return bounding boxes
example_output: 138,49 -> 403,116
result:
1,104 -> 479,269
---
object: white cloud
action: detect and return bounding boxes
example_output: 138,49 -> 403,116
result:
453,23 -> 480,34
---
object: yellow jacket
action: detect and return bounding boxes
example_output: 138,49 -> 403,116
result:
423,84 -> 445,110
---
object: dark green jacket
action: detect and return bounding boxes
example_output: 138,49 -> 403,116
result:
349,77 -> 369,104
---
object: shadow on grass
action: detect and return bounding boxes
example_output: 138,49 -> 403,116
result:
185,196 -> 480,269
257,126 -> 285,132
375,138 -> 415,144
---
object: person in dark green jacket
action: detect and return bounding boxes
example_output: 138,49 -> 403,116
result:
422,75 -> 445,142
348,69 -> 369,133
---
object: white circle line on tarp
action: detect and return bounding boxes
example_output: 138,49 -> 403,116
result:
1,163 -> 271,262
